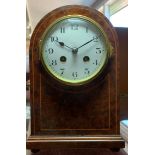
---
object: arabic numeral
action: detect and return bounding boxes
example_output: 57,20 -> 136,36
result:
51,36 -> 58,42
72,72 -> 78,77
84,68 -> 90,74
96,48 -> 102,54
71,24 -> 79,30
93,36 -> 98,42
93,60 -> 98,65
47,48 -> 54,54
60,68 -> 65,75
49,60 -> 57,66
60,27 -> 65,33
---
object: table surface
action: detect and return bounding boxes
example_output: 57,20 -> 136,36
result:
26,148 -> 127,155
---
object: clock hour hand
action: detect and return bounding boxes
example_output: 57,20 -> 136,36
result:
76,35 -> 100,51
55,40 -> 73,50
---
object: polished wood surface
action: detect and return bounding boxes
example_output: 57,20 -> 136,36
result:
26,27 -> 128,121
116,27 -> 128,95
27,148 -> 127,155
115,27 -> 128,120
27,5 -> 125,150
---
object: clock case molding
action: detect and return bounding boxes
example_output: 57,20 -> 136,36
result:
26,5 -> 125,150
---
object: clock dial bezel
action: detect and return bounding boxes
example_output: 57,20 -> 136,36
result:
39,15 -> 112,86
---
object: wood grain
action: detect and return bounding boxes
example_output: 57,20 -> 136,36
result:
27,5 -> 125,150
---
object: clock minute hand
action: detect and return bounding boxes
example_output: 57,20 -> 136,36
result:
55,40 -> 73,50
76,36 -> 100,50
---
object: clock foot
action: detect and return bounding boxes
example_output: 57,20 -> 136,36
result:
110,148 -> 120,152
31,149 -> 40,153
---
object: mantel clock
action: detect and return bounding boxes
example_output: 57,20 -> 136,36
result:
26,5 -> 125,152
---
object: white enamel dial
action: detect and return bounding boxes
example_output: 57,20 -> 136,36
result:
40,16 -> 109,85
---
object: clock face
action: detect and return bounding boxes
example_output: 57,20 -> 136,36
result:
40,16 -> 109,85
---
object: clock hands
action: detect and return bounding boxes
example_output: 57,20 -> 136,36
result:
55,35 -> 100,54
55,40 -> 78,54
72,35 -> 101,54
55,40 -> 74,50
75,35 -> 100,51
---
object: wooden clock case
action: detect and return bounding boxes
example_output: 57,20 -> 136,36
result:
26,5 -> 125,151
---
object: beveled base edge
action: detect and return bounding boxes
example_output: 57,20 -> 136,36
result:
26,135 -> 125,149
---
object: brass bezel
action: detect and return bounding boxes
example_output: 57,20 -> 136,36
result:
39,15 -> 113,86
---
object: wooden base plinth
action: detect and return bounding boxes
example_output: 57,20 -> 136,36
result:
27,135 -> 125,150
